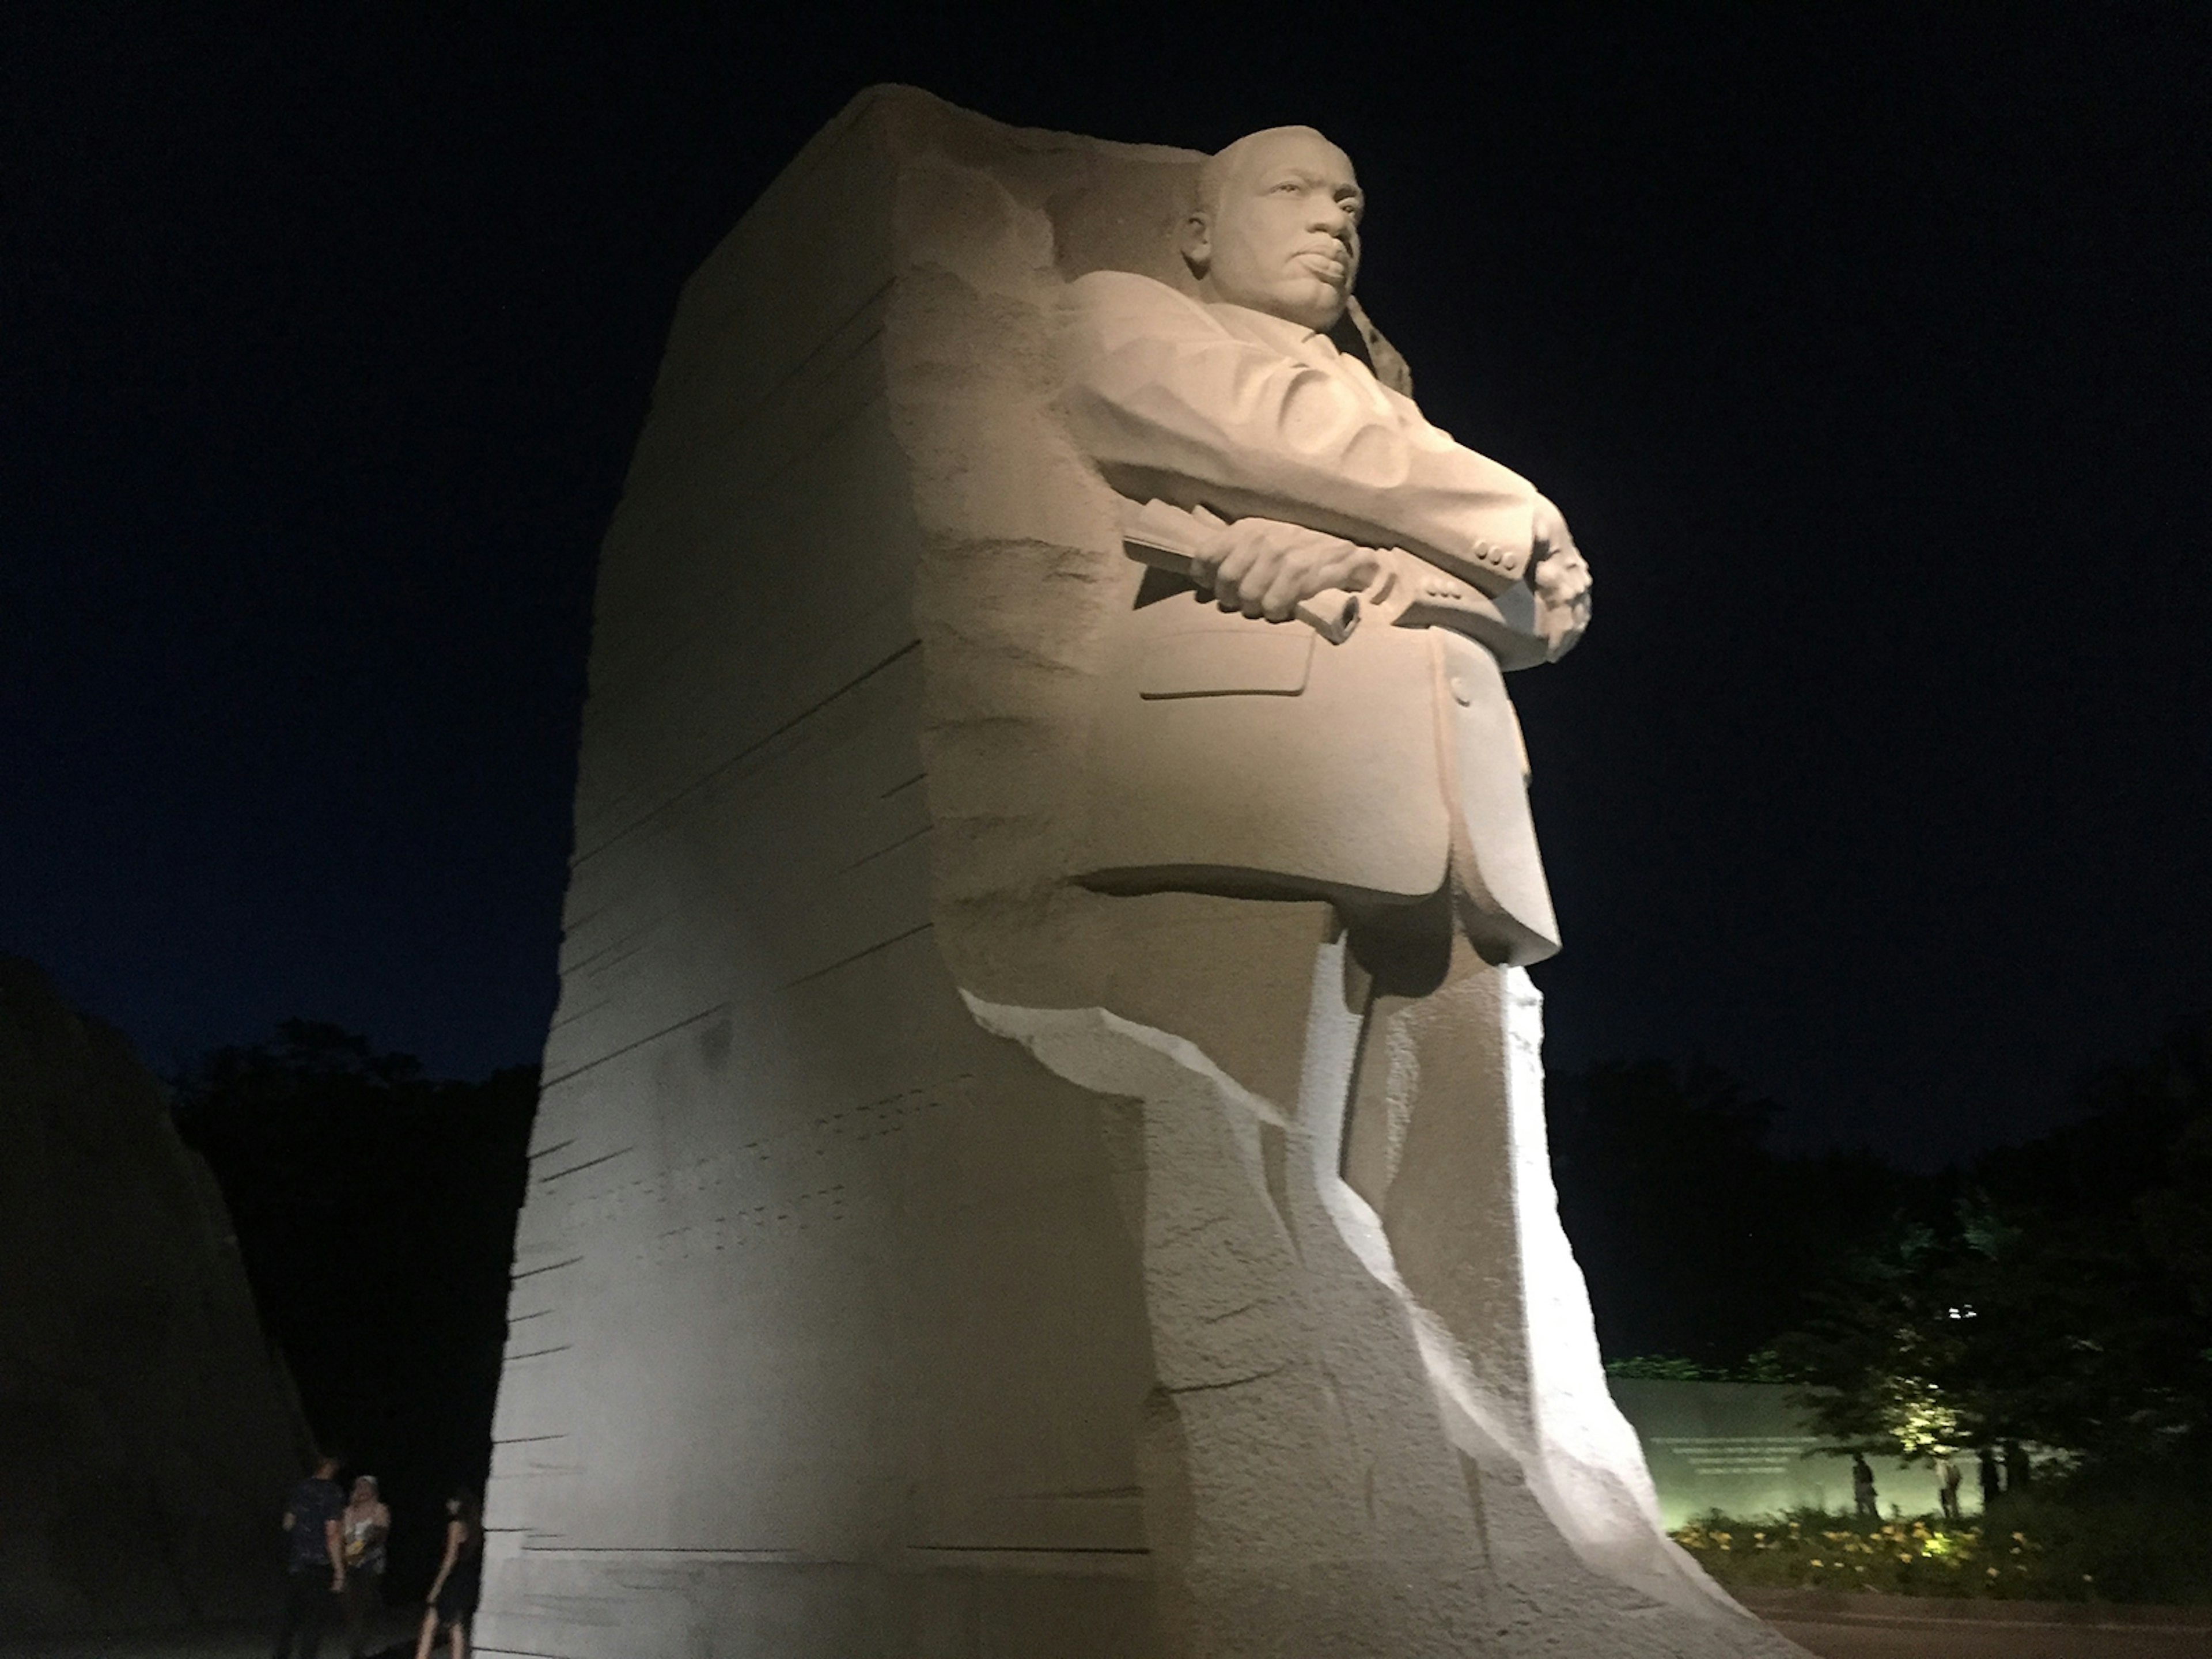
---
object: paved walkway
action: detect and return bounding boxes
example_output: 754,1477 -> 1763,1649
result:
0,1642 -> 264,1659
1771,1615 -> 2209,1658
0,1605 -> 421,1659
1741,1589 -> 2212,1659
10,1600 -> 2207,1658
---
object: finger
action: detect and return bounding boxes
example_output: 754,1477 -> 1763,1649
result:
1236,558 -> 1279,616
1243,542 -> 1300,616
1213,528 -> 1262,589
1229,535 -> 1295,612
1257,555 -> 1313,620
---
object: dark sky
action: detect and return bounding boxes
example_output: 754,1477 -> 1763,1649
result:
7,6 -> 2206,1168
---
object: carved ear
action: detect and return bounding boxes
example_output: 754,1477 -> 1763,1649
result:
1179,211 -> 1211,278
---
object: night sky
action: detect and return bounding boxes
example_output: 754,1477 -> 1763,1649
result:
8,6 -> 2207,1169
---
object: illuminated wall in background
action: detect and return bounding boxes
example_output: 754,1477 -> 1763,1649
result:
1607,1380 -> 1984,1528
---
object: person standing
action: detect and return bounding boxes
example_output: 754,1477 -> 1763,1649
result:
271,1453 -> 346,1659
1937,1453 -> 1963,1522
416,1490 -> 482,1659
338,1475 -> 391,1658
1851,1453 -> 1879,1520
1979,1446 -> 2003,1511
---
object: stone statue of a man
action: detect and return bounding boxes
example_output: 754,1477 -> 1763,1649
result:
1069,126 -> 1589,666
1057,124 -> 1592,1219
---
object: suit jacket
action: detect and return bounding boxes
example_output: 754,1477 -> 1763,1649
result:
1058,271 -> 1568,963
1060,271 -> 1539,593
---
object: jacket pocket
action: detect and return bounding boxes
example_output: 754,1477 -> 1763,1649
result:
1135,627 -> 1313,699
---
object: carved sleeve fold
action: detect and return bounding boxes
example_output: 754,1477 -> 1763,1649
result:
1059,271 -> 1539,593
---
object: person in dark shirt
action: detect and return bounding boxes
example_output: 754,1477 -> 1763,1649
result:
416,1489 -> 483,1659
1979,1446 -> 2003,1510
1851,1452 -> 1879,1519
272,1454 -> 346,1659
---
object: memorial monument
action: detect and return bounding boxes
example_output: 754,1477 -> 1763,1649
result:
481,88 -> 1802,1657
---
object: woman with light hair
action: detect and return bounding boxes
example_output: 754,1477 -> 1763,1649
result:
336,1474 -> 389,1658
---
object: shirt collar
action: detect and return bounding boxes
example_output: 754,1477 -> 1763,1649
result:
1208,300 -> 1337,363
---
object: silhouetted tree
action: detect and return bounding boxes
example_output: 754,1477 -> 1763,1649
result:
1548,1059 -> 1909,1369
173,1023 -> 536,1589
1778,1019 -> 2212,1479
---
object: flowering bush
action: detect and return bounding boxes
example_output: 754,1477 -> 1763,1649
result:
1674,1499 -> 2212,1603
1673,1510 -> 2072,1600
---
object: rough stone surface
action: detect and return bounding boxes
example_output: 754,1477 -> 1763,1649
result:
0,958 -> 306,1635
481,86 -> 1805,1656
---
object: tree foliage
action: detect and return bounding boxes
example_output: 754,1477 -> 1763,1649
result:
1775,1020 -> 2212,1475
1556,1027 -> 2212,1484
172,1022 -> 536,1588
1548,1059 -> 1909,1369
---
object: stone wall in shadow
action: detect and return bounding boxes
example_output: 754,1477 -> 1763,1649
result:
0,957 -> 308,1635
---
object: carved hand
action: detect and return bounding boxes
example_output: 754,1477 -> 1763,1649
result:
1196,517 -> 1385,622
1529,495 -> 1592,661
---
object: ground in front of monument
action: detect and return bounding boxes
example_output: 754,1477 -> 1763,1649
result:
10,1600 -> 2208,1659
1740,1590 -> 2211,1659
0,1602 -> 423,1659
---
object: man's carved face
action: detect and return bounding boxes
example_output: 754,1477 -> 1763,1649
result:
1185,128 -> 1364,332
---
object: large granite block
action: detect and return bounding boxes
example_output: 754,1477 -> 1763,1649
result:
481,87 -> 1801,1658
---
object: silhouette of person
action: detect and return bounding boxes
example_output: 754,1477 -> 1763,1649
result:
418,1489 -> 482,1659
272,1453 -> 346,1659
1937,1453 -> 1963,1522
1851,1452 -> 1878,1520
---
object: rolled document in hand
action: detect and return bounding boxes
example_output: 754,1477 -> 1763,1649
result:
1119,498 -> 1361,645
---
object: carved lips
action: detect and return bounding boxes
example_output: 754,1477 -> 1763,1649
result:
1294,244 -> 1351,287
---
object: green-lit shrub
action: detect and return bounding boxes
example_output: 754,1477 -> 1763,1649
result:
1672,1498 -> 2212,1604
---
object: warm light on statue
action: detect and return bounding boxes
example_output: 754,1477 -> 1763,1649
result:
476,89 -> 1800,1659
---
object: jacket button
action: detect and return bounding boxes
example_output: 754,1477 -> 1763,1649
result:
1450,675 -> 1474,706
